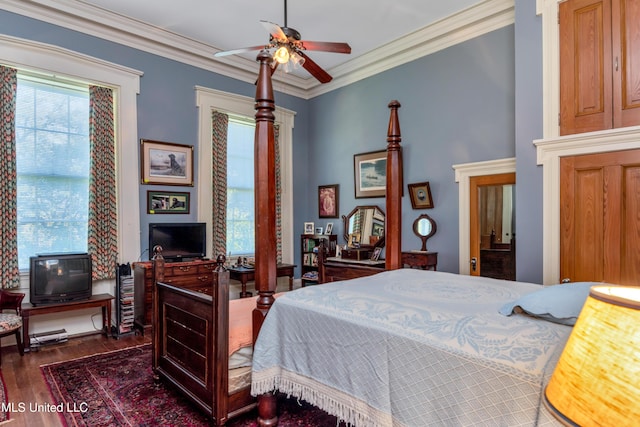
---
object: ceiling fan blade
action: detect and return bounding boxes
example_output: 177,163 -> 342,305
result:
298,51 -> 333,84
214,45 -> 266,57
300,41 -> 352,54
260,20 -> 287,42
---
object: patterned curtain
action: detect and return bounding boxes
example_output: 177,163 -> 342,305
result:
274,125 -> 282,264
0,66 -> 20,289
210,112 -> 283,263
211,111 -> 228,259
87,86 -> 117,280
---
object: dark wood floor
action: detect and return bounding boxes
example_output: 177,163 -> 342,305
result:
1,332 -> 150,427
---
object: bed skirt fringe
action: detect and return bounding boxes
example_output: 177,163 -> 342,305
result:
252,367 -> 398,427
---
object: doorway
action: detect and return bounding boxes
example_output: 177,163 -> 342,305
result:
470,173 -> 516,279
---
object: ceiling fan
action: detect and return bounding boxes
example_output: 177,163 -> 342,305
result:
213,0 -> 351,83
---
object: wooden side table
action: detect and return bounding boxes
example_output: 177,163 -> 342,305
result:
228,264 -> 296,297
22,293 -> 114,352
401,251 -> 438,270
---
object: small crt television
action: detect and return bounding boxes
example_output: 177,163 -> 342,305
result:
29,253 -> 92,306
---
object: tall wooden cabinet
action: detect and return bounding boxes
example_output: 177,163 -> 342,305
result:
560,148 -> 640,286
300,234 -> 336,285
560,0 -> 640,135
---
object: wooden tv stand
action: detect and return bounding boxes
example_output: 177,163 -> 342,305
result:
21,293 -> 114,352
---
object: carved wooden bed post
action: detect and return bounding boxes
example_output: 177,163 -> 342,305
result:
253,50 -> 279,426
151,245 -> 164,375
385,100 -> 403,270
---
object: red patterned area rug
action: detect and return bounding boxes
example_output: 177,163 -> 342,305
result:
0,369 -> 9,423
41,344 -> 338,426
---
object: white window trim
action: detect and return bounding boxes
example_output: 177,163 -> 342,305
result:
195,86 -> 295,264
0,34 -> 142,268
453,158 -> 516,275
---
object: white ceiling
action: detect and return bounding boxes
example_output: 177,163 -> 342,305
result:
2,0 -> 515,97
82,0 -> 480,73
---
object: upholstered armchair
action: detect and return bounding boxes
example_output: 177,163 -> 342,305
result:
0,290 -> 25,365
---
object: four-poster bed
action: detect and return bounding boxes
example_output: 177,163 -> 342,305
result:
151,49 -> 580,426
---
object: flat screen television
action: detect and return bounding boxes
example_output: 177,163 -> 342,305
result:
29,253 -> 92,306
149,222 -> 206,262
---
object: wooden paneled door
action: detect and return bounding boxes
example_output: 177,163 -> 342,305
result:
560,148 -> 640,285
559,0 -> 640,135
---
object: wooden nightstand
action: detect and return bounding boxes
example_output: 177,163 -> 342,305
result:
401,251 -> 438,270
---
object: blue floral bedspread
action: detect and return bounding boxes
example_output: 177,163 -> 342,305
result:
252,269 -> 569,427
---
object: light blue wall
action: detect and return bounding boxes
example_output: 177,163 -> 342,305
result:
1,6 -> 546,283
306,26 -> 516,274
514,0 -> 544,284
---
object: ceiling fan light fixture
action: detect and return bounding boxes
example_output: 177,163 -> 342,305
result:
273,46 -> 290,64
290,51 -> 305,67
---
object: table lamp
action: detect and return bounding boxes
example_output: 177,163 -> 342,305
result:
544,285 -> 640,426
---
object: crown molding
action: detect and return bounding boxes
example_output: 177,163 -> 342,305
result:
1,0 -> 514,100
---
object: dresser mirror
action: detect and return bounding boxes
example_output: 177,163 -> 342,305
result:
413,214 -> 437,251
343,205 -> 385,248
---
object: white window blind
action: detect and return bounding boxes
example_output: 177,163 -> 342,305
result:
226,117 -> 255,256
15,76 -> 90,269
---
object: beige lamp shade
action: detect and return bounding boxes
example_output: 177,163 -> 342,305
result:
544,285 -> 640,426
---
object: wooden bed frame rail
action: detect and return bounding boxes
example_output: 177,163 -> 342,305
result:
152,251 -> 255,425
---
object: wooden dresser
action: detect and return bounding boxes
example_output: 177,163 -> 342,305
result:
401,251 -> 438,270
320,257 -> 385,283
133,259 -> 217,333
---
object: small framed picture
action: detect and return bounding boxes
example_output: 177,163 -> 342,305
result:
304,222 -> 315,234
318,184 -> 339,218
325,222 -> 334,235
140,139 -> 194,186
147,191 -> 190,214
371,247 -> 382,261
408,182 -> 434,209
315,227 -> 323,235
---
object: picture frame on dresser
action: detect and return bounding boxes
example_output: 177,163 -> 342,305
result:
325,222 -> 333,235
140,139 -> 194,186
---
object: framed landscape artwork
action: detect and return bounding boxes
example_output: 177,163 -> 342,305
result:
354,150 -> 386,198
140,139 -> 194,186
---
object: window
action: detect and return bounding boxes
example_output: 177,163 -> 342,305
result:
226,117 -> 255,255
15,75 -> 90,269
196,86 -> 294,264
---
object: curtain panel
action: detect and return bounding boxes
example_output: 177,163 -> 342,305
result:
274,125 -> 282,264
0,66 -> 20,289
87,85 -> 117,280
211,111 -> 229,259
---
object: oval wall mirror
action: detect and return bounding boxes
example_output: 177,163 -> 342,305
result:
413,214 -> 437,251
